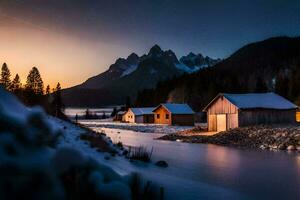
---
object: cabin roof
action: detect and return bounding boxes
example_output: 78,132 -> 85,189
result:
117,111 -> 126,115
130,107 -> 155,116
203,92 -> 298,111
153,103 -> 194,114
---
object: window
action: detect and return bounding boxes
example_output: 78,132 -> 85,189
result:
166,114 -> 169,119
157,114 -> 160,119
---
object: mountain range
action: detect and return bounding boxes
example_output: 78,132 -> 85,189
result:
135,37 -> 300,111
62,45 -> 220,106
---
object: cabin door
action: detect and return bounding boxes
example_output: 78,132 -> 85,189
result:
217,114 -> 227,132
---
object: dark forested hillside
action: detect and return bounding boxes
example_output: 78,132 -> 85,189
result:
135,37 -> 300,111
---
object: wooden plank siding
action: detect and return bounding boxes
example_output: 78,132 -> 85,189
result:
207,96 -> 238,115
154,106 -> 172,125
296,111 -> 300,122
206,96 -> 239,131
208,114 -> 217,131
172,114 -> 194,126
239,109 -> 296,126
143,114 -> 154,123
153,105 -> 194,126
123,109 -> 135,123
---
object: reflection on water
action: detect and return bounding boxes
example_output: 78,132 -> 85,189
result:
89,126 -> 300,200
205,145 -> 241,169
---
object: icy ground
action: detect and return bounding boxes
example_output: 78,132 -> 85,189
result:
0,88 -> 140,199
79,119 -> 193,134
53,118 -> 242,199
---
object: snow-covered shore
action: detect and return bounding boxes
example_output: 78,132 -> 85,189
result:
0,88 -> 161,199
79,119 -> 193,134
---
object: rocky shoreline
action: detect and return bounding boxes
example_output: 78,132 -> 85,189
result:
158,125 -> 300,151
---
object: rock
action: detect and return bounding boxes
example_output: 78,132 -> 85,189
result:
260,145 -> 267,150
287,145 -> 296,151
278,144 -> 286,150
155,160 -> 168,168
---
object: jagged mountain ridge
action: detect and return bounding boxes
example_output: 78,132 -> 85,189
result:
134,37 -> 300,111
78,45 -> 219,89
62,45 -> 220,106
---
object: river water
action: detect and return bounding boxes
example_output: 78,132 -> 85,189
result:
85,125 -> 300,200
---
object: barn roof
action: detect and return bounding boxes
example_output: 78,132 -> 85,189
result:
203,92 -> 298,111
153,103 -> 195,114
130,107 -> 155,116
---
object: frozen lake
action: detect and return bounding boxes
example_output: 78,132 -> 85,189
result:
64,107 -> 115,119
83,123 -> 300,200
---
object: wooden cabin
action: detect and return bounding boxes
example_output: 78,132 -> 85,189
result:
203,93 -> 298,132
123,107 -> 155,123
152,103 -> 195,126
114,111 -> 126,121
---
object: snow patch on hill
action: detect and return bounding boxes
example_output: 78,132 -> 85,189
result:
121,64 -> 138,77
175,63 -> 206,73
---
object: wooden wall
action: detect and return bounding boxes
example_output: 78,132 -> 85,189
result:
208,114 -> 217,131
206,95 -> 297,131
172,114 -> 195,126
207,96 -> 238,115
143,114 -> 154,123
154,106 -> 171,125
206,96 -> 239,131
135,115 -> 144,123
239,109 -> 296,126
123,109 -> 135,123
207,113 -> 238,131
296,111 -> 300,122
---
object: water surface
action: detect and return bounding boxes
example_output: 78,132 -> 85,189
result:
86,124 -> 300,200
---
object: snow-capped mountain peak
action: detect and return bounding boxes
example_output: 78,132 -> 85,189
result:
76,45 -> 220,89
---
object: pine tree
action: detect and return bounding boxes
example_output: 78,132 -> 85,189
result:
26,67 -> 44,95
11,74 -> 22,92
53,82 -> 64,117
0,63 -> 11,90
275,73 -> 289,98
111,107 -> 117,117
46,85 -> 51,95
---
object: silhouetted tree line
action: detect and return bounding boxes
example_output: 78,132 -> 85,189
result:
0,63 -> 65,118
135,37 -> 300,111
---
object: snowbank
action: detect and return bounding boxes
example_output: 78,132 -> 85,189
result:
0,88 -> 159,200
79,120 -> 192,134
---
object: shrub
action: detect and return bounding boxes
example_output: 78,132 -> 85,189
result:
126,146 -> 153,162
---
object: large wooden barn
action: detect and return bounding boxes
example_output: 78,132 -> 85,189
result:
203,93 -> 298,132
123,107 -> 155,123
153,103 -> 195,126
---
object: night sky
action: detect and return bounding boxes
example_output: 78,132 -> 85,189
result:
0,0 -> 300,87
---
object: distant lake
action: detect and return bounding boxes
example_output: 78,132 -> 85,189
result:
64,107 -> 116,119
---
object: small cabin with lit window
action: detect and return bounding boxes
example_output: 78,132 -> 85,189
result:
203,93 -> 298,132
123,107 -> 155,123
152,103 -> 195,126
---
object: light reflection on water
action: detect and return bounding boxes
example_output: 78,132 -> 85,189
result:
91,127 -> 300,200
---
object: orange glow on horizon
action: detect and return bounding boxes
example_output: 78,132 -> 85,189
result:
0,16 -> 131,89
